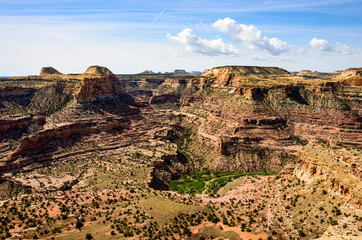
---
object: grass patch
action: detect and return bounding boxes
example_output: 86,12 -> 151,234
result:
138,194 -> 204,224
205,172 -> 276,195
170,180 -> 205,194
52,222 -> 115,240
170,170 -> 277,195
216,177 -> 246,196
198,225 -> 242,240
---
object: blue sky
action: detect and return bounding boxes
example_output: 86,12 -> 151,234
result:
0,0 -> 361,75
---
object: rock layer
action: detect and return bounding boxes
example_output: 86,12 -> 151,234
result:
340,68 -> 362,86
75,74 -> 124,103
171,66 -> 362,172
1,65 -> 361,181
0,86 -> 34,97
0,66 -> 136,174
294,144 -> 361,208
202,66 -> 290,87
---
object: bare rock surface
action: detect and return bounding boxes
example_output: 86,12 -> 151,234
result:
74,66 -> 125,103
39,67 -> 62,75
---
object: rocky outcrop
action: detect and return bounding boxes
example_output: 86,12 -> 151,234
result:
149,94 -> 180,105
296,70 -> 334,78
12,66 -> 126,104
343,78 -> 362,86
204,66 -> 290,77
40,67 -> 61,76
202,66 -> 290,87
0,117 -> 130,173
11,118 -> 128,157
294,144 -> 361,209
0,116 -> 31,133
0,86 -> 34,97
0,115 -> 46,152
82,65 -> 113,76
297,70 -> 317,76
172,66 -> 361,173
340,68 -> 362,86
74,67 -> 125,103
10,118 -> 127,158
164,79 -> 187,85
340,68 -> 362,78
0,66 -> 140,175
61,66 -> 126,103
146,161 -> 169,190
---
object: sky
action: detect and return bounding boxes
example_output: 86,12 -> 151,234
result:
0,0 -> 361,75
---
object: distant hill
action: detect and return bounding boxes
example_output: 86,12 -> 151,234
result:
164,69 -> 190,75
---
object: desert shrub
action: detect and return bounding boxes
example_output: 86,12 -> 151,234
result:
85,233 -> 93,239
75,220 -> 84,229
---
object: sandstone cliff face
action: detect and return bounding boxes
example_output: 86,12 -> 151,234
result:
296,70 -> 335,78
340,68 -> 362,86
204,66 -> 290,77
343,78 -> 362,86
12,118 -> 128,157
0,115 -> 133,173
341,68 -> 362,78
171,66 -> 361,172
0,117 -> 130,170
0,86 -> 34,97
0,116 -> 31,134
74,73 -> 124,103
0,66 -> 137,175
149,94 -> 180,105
294,144 -> 361,208
37,66 -> 126,103
12,66 -> 126,104
2,65 -> 361,179
146,161 -> 170,190
202,66 -> 291,87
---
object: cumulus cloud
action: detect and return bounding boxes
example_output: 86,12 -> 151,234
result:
309,38 -> 354,55
212,17 -> 289,56
309,38 -> 333,51
335,43 -> 355,55
167,28 -> 238,56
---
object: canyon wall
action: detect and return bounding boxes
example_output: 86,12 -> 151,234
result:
0,66 -> 137,174
294,144 -> 361,208
163,66 -> 362,172
1,65 -> 361,181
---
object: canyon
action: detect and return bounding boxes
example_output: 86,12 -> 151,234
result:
0,65 -> 361,239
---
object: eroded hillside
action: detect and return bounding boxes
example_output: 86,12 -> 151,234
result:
0,65 -> 361,240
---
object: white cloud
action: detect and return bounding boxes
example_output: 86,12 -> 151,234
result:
212,17 -> 289,56
309,38 -> 333,51
167,28 -> 238,56
309,38 -> 354,55
335,43 -> 355,55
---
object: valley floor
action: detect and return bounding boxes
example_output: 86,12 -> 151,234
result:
1,145 -> 361,239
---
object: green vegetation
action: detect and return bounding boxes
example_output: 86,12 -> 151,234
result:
170,169 -> 277,194
292,135 -> 309,146
170,180 -> 205,194
85,233 -> 93,239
